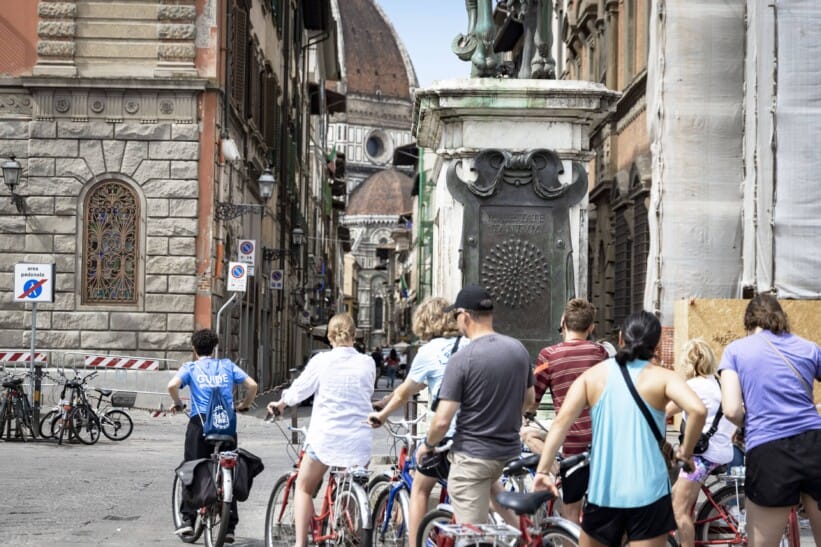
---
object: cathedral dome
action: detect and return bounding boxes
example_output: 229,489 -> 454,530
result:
346,168 -> 414,216
335,0 -> 418,99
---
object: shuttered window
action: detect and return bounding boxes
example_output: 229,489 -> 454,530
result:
231,4 -> 248,116
613,208 -> 632,329
632,195 -> 649,312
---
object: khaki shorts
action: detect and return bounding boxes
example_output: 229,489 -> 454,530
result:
447,450 -> 507,524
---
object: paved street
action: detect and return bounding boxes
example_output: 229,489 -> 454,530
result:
0,383 -> 815,546
0,384 -> 400,547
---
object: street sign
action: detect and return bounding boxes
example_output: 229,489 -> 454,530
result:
14,263 -> 55,303
238,239 -> 255,264
270,269 -> 284,290
226,262 -> 248,292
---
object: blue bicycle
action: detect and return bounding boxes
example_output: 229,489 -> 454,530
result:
371,415 -> 450,546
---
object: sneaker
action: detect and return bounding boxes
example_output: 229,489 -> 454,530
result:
224,530 -> 235,543
174,521 -> 194,536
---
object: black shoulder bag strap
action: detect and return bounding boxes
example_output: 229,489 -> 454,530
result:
618,363 -> 665,444
701,377 -> 724,441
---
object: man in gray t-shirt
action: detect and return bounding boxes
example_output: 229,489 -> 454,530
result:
416,284 -> 534,524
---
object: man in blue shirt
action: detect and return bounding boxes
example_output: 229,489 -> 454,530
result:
167,329 -> 257,542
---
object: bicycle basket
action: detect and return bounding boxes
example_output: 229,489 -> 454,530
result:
110,391 -> 137,408
434,523 -> 521,547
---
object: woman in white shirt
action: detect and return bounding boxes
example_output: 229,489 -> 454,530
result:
667,338 -> 736,547
268,313 -> 374,547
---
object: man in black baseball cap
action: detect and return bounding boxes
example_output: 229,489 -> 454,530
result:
443,284 -> 494,313
418,284 -> 534,525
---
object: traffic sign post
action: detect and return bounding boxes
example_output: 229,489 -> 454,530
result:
14,263 -> 55,426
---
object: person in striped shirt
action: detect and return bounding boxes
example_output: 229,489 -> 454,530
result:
522,298 -> 608,523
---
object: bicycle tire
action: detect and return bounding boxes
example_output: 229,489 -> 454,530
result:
171,473 -> 204,543
368,471 -> 393,506
39,409 -> 59,439
265,473 -> 298,547
694,484 -> 745,543
68,406 -> 101,445
372,485 -> 410,546
416,508 -> 453,547
327,479 -> 372,546
539,525 -> 580,547
202,466 -> 231,547
53,409 -> 71,444
13,396 -> 35,441
0,395 -> 8,439
101,409 -> 134,441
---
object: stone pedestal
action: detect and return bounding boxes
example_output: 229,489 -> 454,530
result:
412,78 -> 618,357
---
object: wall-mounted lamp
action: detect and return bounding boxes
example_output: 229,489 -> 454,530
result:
2,155 -> 25,213
263,227 -> 305,261
215,166 -> 276,220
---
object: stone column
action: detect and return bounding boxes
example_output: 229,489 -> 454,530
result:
412,78 -> 618,358
34,0 -> 77,77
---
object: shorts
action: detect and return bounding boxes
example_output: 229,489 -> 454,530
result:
677,455 -> 721,484
304,444 -> 323,464
560,460 -> 589,504
745,428 -> 821,508
582,494 -> 676,545
416,439 -> 451,481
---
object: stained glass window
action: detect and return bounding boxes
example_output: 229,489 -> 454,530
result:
83,181 -> 139,304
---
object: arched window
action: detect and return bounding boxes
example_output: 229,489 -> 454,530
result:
82,180 -> 140,304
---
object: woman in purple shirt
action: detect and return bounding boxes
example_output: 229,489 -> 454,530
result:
720,294 -> 821,546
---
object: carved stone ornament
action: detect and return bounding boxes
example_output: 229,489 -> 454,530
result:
38,21 -> 76,38
449,148 -> 585,203
37,41 -> 76,57
157,5 -> 197,21
38,2 -> 78,19
54,95 -> 71,113
124,99 -> 140,114
158,44 -> 196,61
0,94 -> 33,116
159,100 -> 174,115
158,24 -> 196,40
89,98 -> 105,113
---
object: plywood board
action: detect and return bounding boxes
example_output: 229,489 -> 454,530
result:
674,298 -> 821,405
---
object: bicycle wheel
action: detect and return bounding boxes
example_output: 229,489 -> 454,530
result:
416,508 -> 453,547
13,396 -> 35,441
265,473 -> 298,547
327,479 -> 372,546
68,406 -> 101,445
539,525 -> 580,547
38,409 -> 59,439
203,467 -> 232,547
101,409 -> 134,441
372,485 -> 410,546
0,395 -> 9,439
368,470 -> 393,506
171,474 -> 204,543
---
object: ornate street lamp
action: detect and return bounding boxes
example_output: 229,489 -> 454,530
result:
215,166 -> 276,220
263,227 -> 305,261
1,155 -> 25,213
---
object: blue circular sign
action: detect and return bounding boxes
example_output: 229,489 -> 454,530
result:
231,265 -> 245,278
271,270 -> 282,281
23,279 -> 43,299
240,241 -> 254,255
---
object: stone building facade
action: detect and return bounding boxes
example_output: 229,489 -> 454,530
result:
0,0 -> 342,386
328,0 -> 416,348
558,0 -> 652,339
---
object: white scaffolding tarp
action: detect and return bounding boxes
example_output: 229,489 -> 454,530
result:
646,0 -> 747,323
647,0 -> 821,324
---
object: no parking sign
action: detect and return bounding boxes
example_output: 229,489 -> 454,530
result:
270,269 -> 284,290
226,262 -> 247,292
14,263 -> 55,303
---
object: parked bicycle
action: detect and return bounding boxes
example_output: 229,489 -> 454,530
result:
41,369 -> 101,445
0,370 -> 36,441
264,411 -> 372,546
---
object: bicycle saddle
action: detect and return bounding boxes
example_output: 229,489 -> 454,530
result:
205,433 -> 236,447
710,464 -> 728,476
502,453 -> 540,476
495,490 -> 555,515
94,387 -> 113,396
3,378 -> 24,388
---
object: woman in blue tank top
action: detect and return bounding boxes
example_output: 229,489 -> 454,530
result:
532,311 -> 707,546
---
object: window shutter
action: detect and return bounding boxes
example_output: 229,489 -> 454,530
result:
231,5 -> 248,116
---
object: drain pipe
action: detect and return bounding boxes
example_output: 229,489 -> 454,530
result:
215,292 -> 239,358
